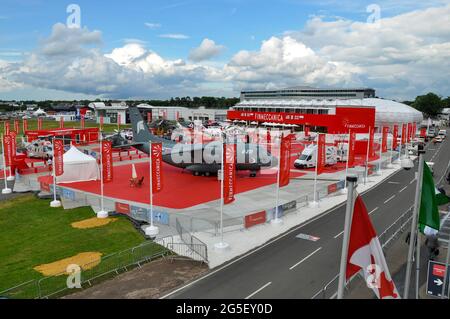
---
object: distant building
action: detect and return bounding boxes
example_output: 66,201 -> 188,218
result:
88,102 -> 128,125
136,104 -> 228,122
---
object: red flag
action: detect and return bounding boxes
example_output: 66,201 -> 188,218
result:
14,120 -> 19,134
346,194 -> 400,299
223,143 -> 236,204
368,127 -> 375,158
317,134 -> 326,175
267,129 -> 271,154
382,127 -> 389,153
305,126 -> 310,137
117,114 -> 121,129
53,140 -> 64,176
176,111 -> 180,121
279,135 -> 292,187
407,123 -> 412,142
412,123 -> 417,139
10,131 -> 16,159
102,140 -> 113,183
348,131 -> 356,168
59,117 -> 64,129
151,143 -> 163,193
147,112 -> 152,124
3,134 -> 13,166
392,125 -> 398,150
37,118 -> 43,130
401,124 -> 407,145
23,119 -> 28,132
4,122 -> 10,135
81,115 -> 85,129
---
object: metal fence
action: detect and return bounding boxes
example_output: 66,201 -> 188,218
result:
0,236 -> 201,299
311,206 -> 414,299
175,218 -> 208,263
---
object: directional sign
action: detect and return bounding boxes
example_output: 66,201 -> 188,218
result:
426,261 -> 450,298
296,233 -> 320,242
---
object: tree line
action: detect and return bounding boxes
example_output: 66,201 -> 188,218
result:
403,92 -> 450,117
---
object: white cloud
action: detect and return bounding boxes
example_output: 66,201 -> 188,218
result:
158,33 -> 190,40
189,38 -> 225,62
144,22 -> 161,29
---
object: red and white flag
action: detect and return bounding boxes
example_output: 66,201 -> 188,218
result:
407,123 -> 412,142
223,143 -> 236,204
368,127 -> 375,158
348,131 -> 356,168
10,131 -> 17,159
4,122 -> 10,135
147,112 -> 152,124
151,143 -> 163,193
101,140 -> 113,183
305,126 -> 310,137
279,134 -> 292,186
59,117 -> 64,129
382,127 -> 389,153
317,134 -> 326,175
346,194 -> 400,299
53,140 -> 64,176
99,116 -> 104,130
392,125 -> 398,150
14,120 -> 19,134
401,124 -> 407,145
81,115 -> 85,129
3,134 -> 13,166
37,118 -> 43,130
117,114 -> 121,129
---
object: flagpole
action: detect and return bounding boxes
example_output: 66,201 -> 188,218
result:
441,229 -> 450,298
309,133 -> 320,208
215,132 -> 229,249
272,134 -> 283,224
97,132 -> 108,218
404,149 -> 425,298
365,127 -> 371,185
1,134 -> 12,194
145,141 -> 159,239
50,138 -> 61,208
337,175 -> 358,299
342,130 -> 351,194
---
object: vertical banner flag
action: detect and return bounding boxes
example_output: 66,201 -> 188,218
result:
348,131 -> 356,168
14,120 -> 19,134
101,140 -> 113,183
81,115 -> 85,129
369,127 -> 375,158
4,122 -> 10,135
267,129 -> 271,154
413,123 -> 417,138
305,126 -> 310,137
176,111 -> 180,121
10,131 -> 16,159
53,139 -> 64,176
147,112 -> 152,124
317,133 -> 326,175
223,143 -> 236,204
151,143 -> 163,193
401,124 -> 407,145
279,135 -> 292,187
382,127 -> 389,153
3,134 -> 12,166
99,115 -> 104,131
117,114 -> 121,130
407,123 -> 412,142
59,116 -> 64,129
420,127 -> 427,138
23,119 -> 28,132
346,194 -> 400,299
37,117 -> 43,130
392,125 -> 399,150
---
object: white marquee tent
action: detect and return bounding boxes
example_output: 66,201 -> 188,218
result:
56,146 -> 100,184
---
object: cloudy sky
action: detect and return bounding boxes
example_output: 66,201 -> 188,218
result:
0,0 -> 449,101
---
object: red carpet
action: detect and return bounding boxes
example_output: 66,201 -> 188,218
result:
57,162 -> 305,209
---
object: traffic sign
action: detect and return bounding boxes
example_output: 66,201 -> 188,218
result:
426,261 -> 450,298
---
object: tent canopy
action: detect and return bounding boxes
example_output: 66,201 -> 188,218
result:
56,146 -> 100,184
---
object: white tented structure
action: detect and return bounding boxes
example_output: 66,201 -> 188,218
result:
56,146 -> 100,184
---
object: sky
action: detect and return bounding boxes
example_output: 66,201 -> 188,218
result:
0,0 -> 449,101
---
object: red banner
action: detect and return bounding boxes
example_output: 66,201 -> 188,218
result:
4,122 -> 10,135
115,202 -> 130,214
401,124 -> 407,145
413,123 -> 417,138
382,127 -> 389,153
14,120 -> 19,134
223,143 -> 236,205
420,127 -> 427,138
348,131 -> 356,167
147,112 -> 152,124
37,117 -> 43,130
117,114 -> 121,129
369,128 -> 375,158
267,129 -> 271,154
151,143 -> 163,193
59,117 -> 64,129
23,119 -> 28,132
101,140 -> 113,183
53,140 -> 64,176
279,135 -> 292,186
244,211 -> 267,229
99,116 -> 104,130
3,134 -> 13,166
317,134 -> 326,175
10,131 -> 16,160
81,115 -> 85,129
407,123 -> 412,142
305,126 -> 310,137
393,125 -> 399,150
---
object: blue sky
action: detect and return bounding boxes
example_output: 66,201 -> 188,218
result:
1,0 -> 449,100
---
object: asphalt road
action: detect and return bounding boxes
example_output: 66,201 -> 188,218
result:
164,129 -> 450,299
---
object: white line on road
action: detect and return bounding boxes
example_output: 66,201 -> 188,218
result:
289,247 -> 322,270
334,231 -> 344,239
369,207 -> 379,215
399,186 -> 408,193
245,282 -> 272,299
384,195 -> 396,204
410,179 -> 416,185
388,181 -> 400,184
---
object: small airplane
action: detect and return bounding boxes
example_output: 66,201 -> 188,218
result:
128,107 -> 277,177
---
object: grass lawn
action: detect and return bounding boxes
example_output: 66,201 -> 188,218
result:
0,194 -> 154,297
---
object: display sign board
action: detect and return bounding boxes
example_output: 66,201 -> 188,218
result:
244,211 -> 267,229
62,188 -> 76,201
115,202 -> 130,214
426,261 -> 450,298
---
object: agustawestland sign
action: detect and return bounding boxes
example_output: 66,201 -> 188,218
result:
227,107 -> 376,133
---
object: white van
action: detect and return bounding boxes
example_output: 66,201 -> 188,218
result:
438,130 -> 447,138
294,144 -> 338,169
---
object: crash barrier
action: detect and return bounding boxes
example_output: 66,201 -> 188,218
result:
311,206 -> 414,299
175,218 -> 209,263
0,239 -> 176,299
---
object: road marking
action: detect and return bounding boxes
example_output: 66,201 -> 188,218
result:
410,179 -> 416,185
289,247 -> 322,270
369,207 -> 379,215
399,186 -> 408,193
245,282 -> 272,299
384,195 -> 395,204
388,181 -> 400,184
334,231 -> 344,239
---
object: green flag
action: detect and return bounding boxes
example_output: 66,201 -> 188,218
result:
418,163 -> 442,235
435,187 -> 450,206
